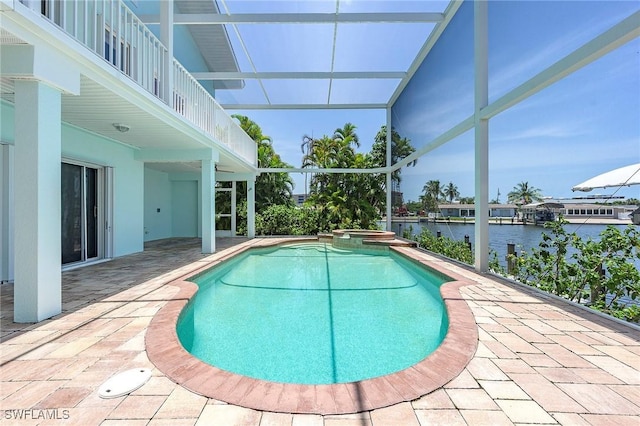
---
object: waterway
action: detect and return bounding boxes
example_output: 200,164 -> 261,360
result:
390,220 -> 638,270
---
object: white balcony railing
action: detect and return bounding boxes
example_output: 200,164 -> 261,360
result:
24,0 -> 257,166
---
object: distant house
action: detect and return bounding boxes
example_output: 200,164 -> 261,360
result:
437,204 -> 518,218
293,193 -> 308,206
561,204 -> 634,220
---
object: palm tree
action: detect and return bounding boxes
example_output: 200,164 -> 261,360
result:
423,180 -> 444,202
443,182 -> 460,203
507,181 -> 543,205
370,126 -> 416,193
300,124 -> 396,231
422,180 -> 444,213
333,122 -> 360,149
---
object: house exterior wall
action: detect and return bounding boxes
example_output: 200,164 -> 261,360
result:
1,102 -> 14,282
0,102 -> 144,258
171,180 -> 199,238
143,168 -> 204,242
62,125 -> 144,257
169,173 -> 202,238
144,168 -> 173,242
0,142 -> 14,282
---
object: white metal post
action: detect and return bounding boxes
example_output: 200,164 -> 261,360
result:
160,0 -> 173,107
247,178 -> 256,238
386,107 -> 393,232
231,181 -> 237,235
474,0 -> 489,272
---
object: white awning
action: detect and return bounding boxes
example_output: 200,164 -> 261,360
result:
572,163 -> 640,192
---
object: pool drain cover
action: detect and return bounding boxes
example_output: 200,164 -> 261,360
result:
98,368 -> 152,399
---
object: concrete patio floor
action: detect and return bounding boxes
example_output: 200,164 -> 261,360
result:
1,237 -> 639,425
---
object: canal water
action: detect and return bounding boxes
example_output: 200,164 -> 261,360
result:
390,221 -> 638,270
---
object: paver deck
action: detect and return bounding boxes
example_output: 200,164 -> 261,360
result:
1,237 -> 639,425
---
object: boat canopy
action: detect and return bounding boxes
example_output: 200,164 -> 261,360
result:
523,202 -> 565,210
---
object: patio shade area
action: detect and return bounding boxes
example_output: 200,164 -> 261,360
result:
1,238 -> 639,425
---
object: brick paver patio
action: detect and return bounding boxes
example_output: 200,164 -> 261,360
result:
1,237 -> 639,425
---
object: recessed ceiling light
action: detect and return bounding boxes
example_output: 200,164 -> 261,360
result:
112,123 -> 130,133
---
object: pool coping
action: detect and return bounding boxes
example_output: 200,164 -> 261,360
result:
145,237 -> 479,415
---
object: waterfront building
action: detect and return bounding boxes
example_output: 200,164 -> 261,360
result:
438,203 -> 518,219
562,203 -> 635,221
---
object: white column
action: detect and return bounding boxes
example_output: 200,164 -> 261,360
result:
201,159 -> 215,253
474,0 -> 489,272
230,181 -> 237,236
247,178 -> 256,238
160,0 -> 174,107
385,107 -> 393,232
0,144 -> 14,283
14,81 -> 62,322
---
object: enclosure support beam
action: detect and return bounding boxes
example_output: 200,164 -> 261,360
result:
386,107 -> 393,232
474,0 -> 489,272
231,181 -> 237,236
247,178 -> 256,238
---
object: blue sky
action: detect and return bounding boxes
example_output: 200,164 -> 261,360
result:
216,1 -> 639,203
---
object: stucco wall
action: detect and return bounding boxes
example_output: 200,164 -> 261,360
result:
0,102 -> 144,258
61,125 -> 144,257
144,167 -> 173,241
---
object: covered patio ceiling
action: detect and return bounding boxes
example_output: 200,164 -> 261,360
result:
143,0 -> 455,110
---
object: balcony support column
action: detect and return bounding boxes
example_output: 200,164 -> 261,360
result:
201,158 -> 215,253
160,0 -> 174,108
13,80 -> 62,322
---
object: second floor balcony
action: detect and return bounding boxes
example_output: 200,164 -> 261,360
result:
3,0 -> 257,168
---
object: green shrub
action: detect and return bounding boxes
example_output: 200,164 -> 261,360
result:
508,217 -> 640,322
411,228 -> 473,265
255,204 -> 320,235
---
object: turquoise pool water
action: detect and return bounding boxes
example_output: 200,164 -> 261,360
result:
177,243 -> 450,384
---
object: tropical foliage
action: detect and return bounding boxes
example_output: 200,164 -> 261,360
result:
255,204 -> 320,236
301,123 -> 415,231
233,114 -> 295,211
508,217 -> 640,322
410,228 -> 473,264
420,180 -> 444,213
507,181 -> 543,205
370,126 -> 416,204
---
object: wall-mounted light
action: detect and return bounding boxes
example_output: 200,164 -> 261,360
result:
112,123 -> 130,133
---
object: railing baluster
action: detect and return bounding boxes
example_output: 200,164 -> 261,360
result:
73,0 -> 78,39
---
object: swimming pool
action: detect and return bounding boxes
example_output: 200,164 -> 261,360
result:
177,242 -> 450,384
146,237 -> 478,414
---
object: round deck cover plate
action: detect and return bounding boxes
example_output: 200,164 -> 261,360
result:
98,368 -> 152,399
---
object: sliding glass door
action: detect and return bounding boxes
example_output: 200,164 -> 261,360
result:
61,162 -> 102,265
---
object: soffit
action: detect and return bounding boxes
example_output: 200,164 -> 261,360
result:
0,75 -> 253,174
